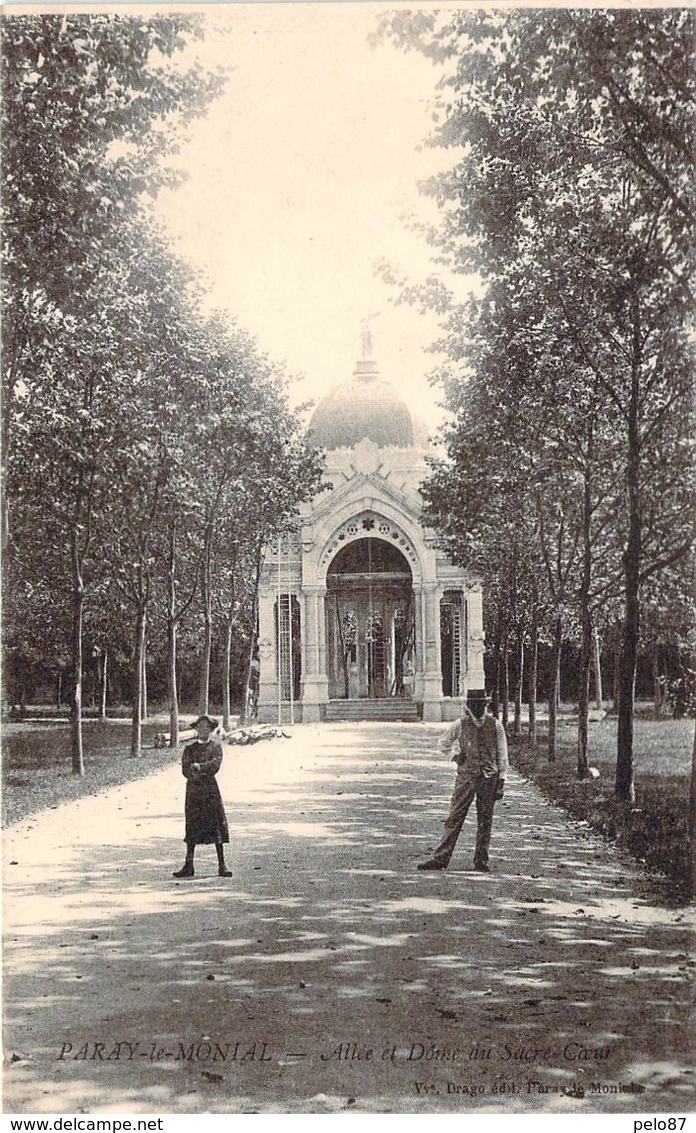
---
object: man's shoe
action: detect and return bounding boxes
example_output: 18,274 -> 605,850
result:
173,864 -> 194,878
218,867 -> 233,878
418,859 -> 447,871
473,862 -> 490,873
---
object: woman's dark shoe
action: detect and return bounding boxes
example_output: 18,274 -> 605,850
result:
218,866 -> 233,878
173,864 -> 194,878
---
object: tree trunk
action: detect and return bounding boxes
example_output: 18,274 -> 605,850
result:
577,629 -> 592,780
68,422 -> 94,774
616,313 -> 641,804
1,418 -> 10,559
130,605 -> 146,758
689,720 -> 696,897
70,568 -> 85,777
613,627 -> 621,710
513,637 -> 524,737
501,621 -> 510,731
168,616 -> 179,749
242,544 -> 263,725
652,643 -> 663,718
1,329 -> 29,559
490,608 -> 501,719
548,615 -> 562,761
528,608 -> 538,748
199,617 -> 212,715
56,667 -> 63,711
198,542 -> 213,716
616,589 -> 638,803
222,616 -> 233,731
167,518 -> 180,749
99,648 -> 108,724
222,546 -> 238,732
577,450 -> 593,779
141,635 -> 148,721
593,628 -> 603,710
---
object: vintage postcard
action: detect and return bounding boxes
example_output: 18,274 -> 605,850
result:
2,1 -> 694,1119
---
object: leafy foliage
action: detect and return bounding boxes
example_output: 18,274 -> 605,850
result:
1,15 -> 323,767
386,9 -> 695,793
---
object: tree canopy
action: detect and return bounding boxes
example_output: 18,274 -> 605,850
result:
2,14 -> 323,769
384,8 -> 695,793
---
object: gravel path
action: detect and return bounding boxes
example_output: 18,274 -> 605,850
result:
3,723 -> 694,1114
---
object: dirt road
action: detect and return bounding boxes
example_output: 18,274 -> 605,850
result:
3,723 -> 693,1113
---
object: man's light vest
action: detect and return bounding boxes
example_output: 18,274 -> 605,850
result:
456,714 -> 500,777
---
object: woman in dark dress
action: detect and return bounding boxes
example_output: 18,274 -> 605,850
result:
173,714 -> 232,879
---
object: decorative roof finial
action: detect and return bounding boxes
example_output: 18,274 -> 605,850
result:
360,319 -> 373,359
360,311 -> 380,359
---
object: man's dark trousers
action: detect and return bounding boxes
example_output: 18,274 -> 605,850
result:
428,767 -> 499,868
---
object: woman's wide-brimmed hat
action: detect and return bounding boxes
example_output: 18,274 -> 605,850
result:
192,714 -> 219,730
466,689 -> 490,707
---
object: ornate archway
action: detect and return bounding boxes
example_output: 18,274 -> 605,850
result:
325,537 -> 415,700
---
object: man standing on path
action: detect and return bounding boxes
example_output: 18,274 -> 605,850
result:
418,689 -> 508,873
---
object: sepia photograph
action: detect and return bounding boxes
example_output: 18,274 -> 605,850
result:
1,1 -> 694,1118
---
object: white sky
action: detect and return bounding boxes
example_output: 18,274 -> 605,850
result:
154,3 -> 474,435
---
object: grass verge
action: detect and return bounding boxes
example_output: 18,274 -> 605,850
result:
2,721 -> 177,827
509,725 -> 693,904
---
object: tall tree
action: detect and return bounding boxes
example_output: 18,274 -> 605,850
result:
183,316 -> 324,719
384,8 -> 695,798
2,14 -> 225,771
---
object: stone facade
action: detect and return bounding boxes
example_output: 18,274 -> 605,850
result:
256,348 -> 485,723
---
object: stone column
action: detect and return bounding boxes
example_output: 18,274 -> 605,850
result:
303,590 -> 318,675
317,587 -> 328,679
421,582 -> 443,721
413,586 -> 425,702
301,585 -> 329,722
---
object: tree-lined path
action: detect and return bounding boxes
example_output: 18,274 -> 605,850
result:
3,724 -> 693,1114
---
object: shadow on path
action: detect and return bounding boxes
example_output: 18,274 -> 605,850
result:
3,724 -> 694,1113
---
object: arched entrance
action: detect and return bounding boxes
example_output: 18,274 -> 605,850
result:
325,537 -> 415,700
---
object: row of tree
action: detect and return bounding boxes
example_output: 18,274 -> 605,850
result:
1,14 -> 322,773
382,9 -> 695,800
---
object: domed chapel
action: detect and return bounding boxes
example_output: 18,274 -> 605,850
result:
255,327 -> 485,723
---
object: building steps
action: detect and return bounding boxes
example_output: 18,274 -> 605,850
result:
324,699 -> 421,723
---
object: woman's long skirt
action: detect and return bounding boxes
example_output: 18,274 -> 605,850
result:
184,778 -> 229,844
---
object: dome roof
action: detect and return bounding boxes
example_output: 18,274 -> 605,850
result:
308,357 -> 414,450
